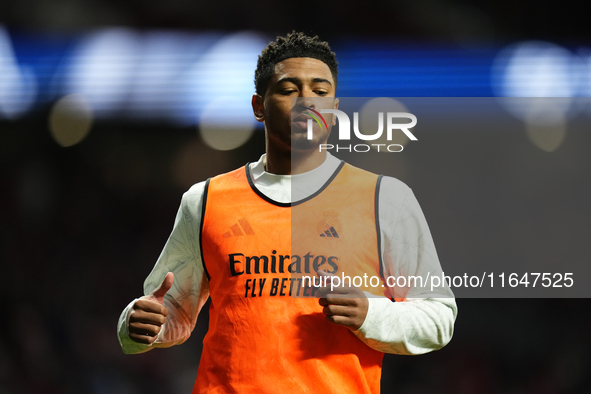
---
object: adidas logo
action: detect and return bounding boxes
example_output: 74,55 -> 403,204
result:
317,210 -> 342,239
223,218 -> 255,238
320,226 -> 339,238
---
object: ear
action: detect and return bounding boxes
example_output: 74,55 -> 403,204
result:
252,94 -> 265,122
332,98 -> 339,126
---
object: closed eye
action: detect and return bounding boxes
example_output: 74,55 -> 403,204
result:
280,89 -> 298,95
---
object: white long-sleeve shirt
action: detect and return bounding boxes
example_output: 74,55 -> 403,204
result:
118,153 -> 457,355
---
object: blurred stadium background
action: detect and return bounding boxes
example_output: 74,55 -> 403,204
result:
1,1 -> 590,393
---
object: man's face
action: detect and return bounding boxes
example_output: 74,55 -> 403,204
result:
252,57 -> 338,152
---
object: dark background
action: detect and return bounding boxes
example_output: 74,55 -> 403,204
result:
1,1 -> 591,393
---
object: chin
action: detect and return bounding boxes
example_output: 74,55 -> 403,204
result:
290,136 -> 323,152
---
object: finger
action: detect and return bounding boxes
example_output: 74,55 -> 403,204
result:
316,270 -> 333,278
316,288 -> 355,300
316,270 -> 351,290
322,304 -> 353,317
129,321 -> 162,337
315,271 -> 333,299
318,294 -> 364,310
129,332 -> 158,345
318,296 -> 354,307
324,314 -> 355,328
321,295 -> 357,306
325,313 -> 364,330
315,286 -> 332,299
134,299 -> 169,316
129,309 -> 167,326
316,270 -> 356,293
150,272 -> 174,304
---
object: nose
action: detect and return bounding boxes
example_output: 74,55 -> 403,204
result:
301,97 -> 315,110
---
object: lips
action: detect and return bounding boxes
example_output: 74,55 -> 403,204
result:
292,112 -> 314,122
291,112 -> 314,130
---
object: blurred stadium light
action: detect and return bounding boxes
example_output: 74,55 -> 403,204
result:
492,41 -> 583,98
0,26 -> 37,119
49,93 -> 93,147
63,28 -> 142,117
1,26 -> 590,129
491,41 -> 585,119
491,41 -> 586,152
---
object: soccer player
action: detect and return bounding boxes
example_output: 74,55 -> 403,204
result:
118,31 -> 457,393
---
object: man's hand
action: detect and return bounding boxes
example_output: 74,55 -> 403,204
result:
129,272 -> 174,344
316,270 -> 369,330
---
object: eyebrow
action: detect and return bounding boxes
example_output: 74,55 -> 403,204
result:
276,77 -> 333,86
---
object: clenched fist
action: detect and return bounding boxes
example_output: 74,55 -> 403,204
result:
316,270 -> 369,330
129,272 -> 174,344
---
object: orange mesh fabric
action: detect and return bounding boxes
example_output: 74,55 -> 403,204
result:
195,164 -> 385,394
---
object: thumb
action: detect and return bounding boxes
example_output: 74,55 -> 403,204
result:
150,272 -> 174,304
315,270 -> 335,299
317,270 -> 334,277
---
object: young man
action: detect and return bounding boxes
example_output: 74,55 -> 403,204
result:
118,32 -> 457,393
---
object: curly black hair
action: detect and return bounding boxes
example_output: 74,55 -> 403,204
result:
254,31 -> 338,96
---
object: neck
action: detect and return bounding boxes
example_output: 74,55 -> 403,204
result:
264,146 -> 327,175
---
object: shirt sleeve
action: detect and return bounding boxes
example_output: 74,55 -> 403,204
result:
350,176 -> 457,355
117,182 -> 211,354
